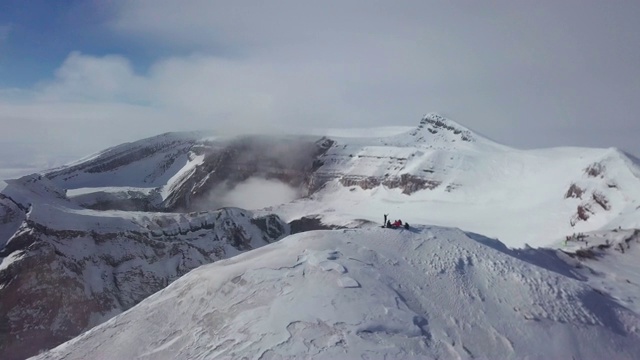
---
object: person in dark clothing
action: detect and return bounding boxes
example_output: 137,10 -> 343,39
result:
404,222 -> 410,229
384,214 -> 388,227
386,220 -> 392,228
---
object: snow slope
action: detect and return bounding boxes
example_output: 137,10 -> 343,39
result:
45,131 -> 209,189
267,114 -> 640,248
33,226 -> 640,360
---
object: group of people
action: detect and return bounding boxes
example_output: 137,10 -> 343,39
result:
384,214 -> 409,229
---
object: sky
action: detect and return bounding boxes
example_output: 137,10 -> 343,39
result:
1,0 -> 639,178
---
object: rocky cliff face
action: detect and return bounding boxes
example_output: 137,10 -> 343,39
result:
0,176 -> 288,360
162,135 -> 334,211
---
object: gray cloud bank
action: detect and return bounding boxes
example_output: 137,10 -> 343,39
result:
1,1 -> 639,179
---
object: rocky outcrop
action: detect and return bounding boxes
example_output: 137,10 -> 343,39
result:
570,191 -> 612,227
565,183 -> 585,199
567,158 -> 623,227
339,174 -> 441,194
585,162 -> 605,178
289,215 -> 341,234
408,113 -> 475,143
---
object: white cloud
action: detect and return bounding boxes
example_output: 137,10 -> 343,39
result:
189,177 -> 302,211
1,1 -> 640,179
220,178 -> 301,210
37,52 -> 146,103
107,0 -> 640,154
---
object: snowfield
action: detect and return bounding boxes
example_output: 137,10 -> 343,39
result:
32,226 -> 640,360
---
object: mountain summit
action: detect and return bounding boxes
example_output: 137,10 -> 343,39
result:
409,112 -> 476,143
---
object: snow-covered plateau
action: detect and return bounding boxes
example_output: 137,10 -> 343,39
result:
1,113 -> 640,359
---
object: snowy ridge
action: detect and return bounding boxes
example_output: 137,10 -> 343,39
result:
33,226 -> 640,360
46,131 -> 211,189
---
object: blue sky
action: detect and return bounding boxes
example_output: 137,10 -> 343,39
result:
1,1 -> 640,178
0,1 -> 156,86
1,1 -> 106,85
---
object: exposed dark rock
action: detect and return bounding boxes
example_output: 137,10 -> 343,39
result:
574,248 -> 597,259
565,183 -> 585,199
289,216 -> 338,234
251,214 -> 288,242
592,192 -> 610,210
339,174 -> 441,194
385,174 -> 441,194
577,205 -> 592,221
585,162 -> 605,178
409,113 -> 474,142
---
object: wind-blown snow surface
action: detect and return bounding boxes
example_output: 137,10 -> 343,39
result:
34,226 -> 640,360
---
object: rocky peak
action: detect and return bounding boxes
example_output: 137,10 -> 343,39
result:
408,112 -> 475,143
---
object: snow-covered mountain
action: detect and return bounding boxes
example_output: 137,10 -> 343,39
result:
40,113 -> 640,248
3,113 -> 640,359
45,132 -> 332,212
31,226 -> 640,360
278,114 -> 640,248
